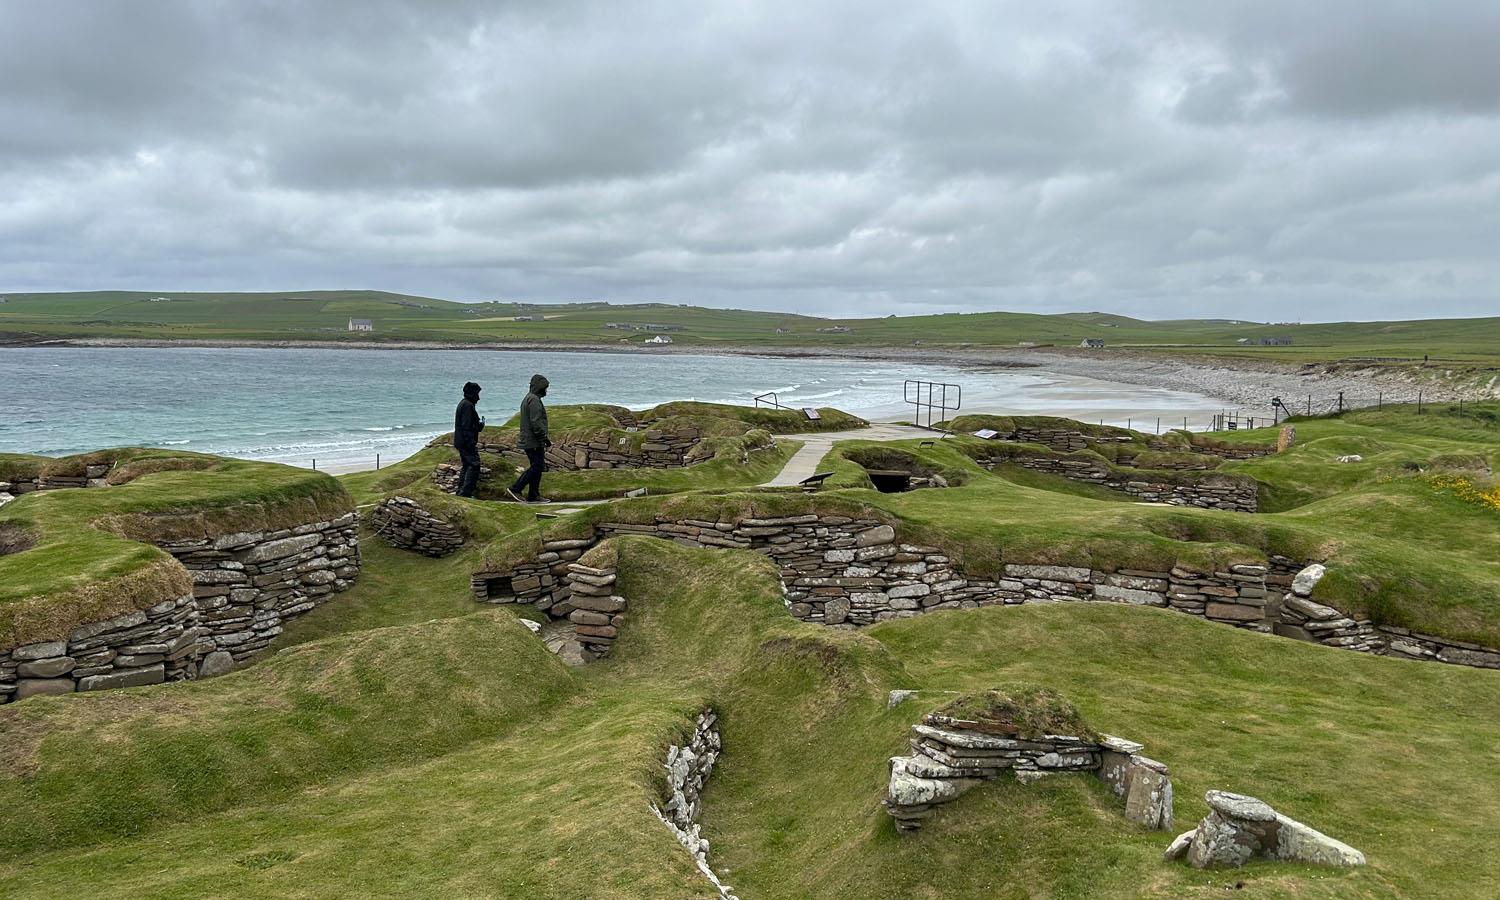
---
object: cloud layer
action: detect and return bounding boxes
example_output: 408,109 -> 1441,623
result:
2,0 -> 1497,320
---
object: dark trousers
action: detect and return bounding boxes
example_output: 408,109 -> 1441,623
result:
511,446 -> 546,500
456,446 -> 481,497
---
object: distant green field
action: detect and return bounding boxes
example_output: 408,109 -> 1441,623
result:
4,289 -> 1500,368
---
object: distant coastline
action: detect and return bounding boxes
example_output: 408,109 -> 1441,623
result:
18,334 -> 1470,410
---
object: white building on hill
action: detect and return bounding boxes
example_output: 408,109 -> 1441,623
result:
646,334 -> 673,344
348,318 -> 374,332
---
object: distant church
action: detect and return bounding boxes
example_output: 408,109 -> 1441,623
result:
348,318 -> 374,332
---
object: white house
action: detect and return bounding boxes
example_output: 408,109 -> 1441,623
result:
646,334 -> 673,344
348,318 -> 374,332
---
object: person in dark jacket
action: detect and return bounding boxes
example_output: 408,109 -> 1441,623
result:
507,374 -> 551,502
453,381 -> 485,497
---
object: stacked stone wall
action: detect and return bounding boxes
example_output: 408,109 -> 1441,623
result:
1147,439 -> 1277,461
370,496 -> 463,557
1275,564 -> 1500,669
0,464 -> 112,494
885,715 -> 1172,832
1,512 -> 360,703
976,454 -> 1259,512
473,513 -> 1500,671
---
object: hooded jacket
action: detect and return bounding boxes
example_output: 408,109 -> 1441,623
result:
518,374 -> 550,450
454,382 -> 483,450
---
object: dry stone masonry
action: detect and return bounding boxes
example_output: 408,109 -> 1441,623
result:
0,463 -> 112,494
370,496 -> 464,557
1164,790 -> 1366,869
975,453 -> 1259,512
1273,563 -> 1500,669
477,541 -> 625,663
650,709 -> 737,900
2,512 -> 360,704
884,712 -> 1173,833
470,513 -> 1500,671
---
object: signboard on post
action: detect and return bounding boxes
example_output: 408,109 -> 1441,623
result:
973,428 -> 999,440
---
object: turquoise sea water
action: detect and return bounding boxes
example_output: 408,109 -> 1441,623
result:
1,347 -> 1224,469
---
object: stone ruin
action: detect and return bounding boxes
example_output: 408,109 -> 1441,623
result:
471,511 -> 1500,671
884,691 -> 1173,834
1164,790 -> 1365,869
369,495 -> 464,557
650,709 -> 737,900
479,540 -> 625,664
0,463 -> 112,495
1273,563 -> 1500,669
2,512 -> 361,703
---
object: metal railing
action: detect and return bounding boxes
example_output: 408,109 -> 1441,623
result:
753,391 -> 787,410
904,379 -> 962,430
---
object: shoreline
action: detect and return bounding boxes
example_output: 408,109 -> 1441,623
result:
27,335 -> 1467,410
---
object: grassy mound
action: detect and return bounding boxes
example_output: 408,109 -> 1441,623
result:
0,449 -> 353,648
0,611 -> 573,860
6,539 -> 1496,896
932,684 -> 1097,740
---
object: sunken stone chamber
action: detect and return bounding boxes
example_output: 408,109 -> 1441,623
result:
1,513 -> 360,704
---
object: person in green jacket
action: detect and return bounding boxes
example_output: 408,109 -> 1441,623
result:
507,374 -> 551,502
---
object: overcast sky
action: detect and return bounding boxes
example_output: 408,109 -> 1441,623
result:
2,1 -> 1497,320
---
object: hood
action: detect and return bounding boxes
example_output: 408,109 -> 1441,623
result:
529,374 -> 549,397
462,381 -> 481,402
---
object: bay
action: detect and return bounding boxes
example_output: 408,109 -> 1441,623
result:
1,347 -> 1226,470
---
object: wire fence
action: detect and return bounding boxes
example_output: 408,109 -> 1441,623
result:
1209,390 -> 1449,432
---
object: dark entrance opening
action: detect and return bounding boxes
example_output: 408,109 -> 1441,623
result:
485,575 -> 516,603
866,469 -> 913,493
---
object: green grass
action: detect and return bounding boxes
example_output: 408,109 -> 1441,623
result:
3,539 -> 1498,897
0,449 -> 353,647
8,291 -> 1500,372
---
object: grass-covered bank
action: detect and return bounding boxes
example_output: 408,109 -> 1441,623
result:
0,449 -> 353,647
4,539 -> 1498,897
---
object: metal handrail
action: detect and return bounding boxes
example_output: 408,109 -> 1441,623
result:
903,380 -> 962,431
754,391 -> 787,410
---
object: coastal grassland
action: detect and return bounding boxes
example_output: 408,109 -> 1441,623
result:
472,400 -> 1500,647
0,449 -> 353,647
3,539 -> 1498,897
9,291 -> 1500,370
0,612 -> 575,861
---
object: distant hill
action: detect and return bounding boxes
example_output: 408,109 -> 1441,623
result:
3,289 -> 1499,367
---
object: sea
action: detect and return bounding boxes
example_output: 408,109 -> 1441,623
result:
1,347 -> 1228,471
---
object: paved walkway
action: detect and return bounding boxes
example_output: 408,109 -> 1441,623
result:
762,423 -> 935,487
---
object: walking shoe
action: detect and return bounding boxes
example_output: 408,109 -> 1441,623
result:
528,496 -> 551,504
504,488 -> 525,503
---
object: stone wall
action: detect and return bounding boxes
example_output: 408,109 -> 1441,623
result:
550,424 -> 704,470
370,496 -> 464,557
473,512 -> 1500,671
1148,439 -> 1278,461
1274,563 -> 1500,670
1,512 -> 360,704
975,453 -> 1259,512
0,463 -> 112,494
885,713 -> 1172,833
650,709 -> 737,900
476,541 -> 626,662
471,515 -> 1275,642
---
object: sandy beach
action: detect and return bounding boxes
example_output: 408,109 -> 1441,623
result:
51,335 -> 1459,411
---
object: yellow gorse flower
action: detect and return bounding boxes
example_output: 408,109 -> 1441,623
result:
1425,473 -> 1500,512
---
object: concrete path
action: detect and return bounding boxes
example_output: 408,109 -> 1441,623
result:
763,423 -> 937,487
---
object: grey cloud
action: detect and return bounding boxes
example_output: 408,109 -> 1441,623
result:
0,0 -> 1498,321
